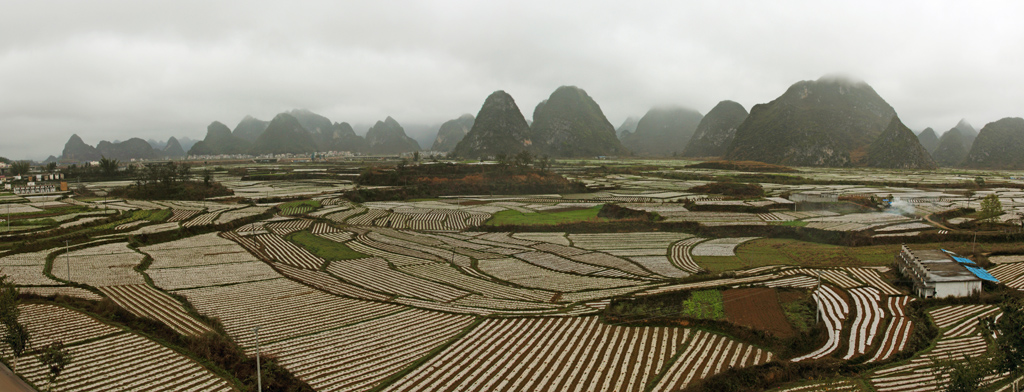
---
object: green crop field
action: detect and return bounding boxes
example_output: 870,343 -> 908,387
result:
485,205 -> 607,226
279,199 -> 321,216
695,238 -> 1024,272
681,290 -> 724,320
286,230 -> 368,261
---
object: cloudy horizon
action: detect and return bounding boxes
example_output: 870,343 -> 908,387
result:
3,0 -> 1024,160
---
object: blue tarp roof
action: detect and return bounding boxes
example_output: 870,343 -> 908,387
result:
964,265 -> 1000,283
953,256 -> 976,265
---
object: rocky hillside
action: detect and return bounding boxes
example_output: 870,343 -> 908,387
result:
962,117 -> 1024,169
188,121 -> 252,156
864,117 -> 937,169
932,128 -> 969,167
530,86 -> 625,157
365,117 -> 420,155
96,138 -> 162,161
916,128 -> 939,154
621,107 -> 704,156
952,119 -> 978,151
322,122 -> 368,153
163,137 -> 186,158
61,134 -> 102,162
250,113 -> 319,155
453,90 -> 533,159
681,101 -> 748,157
616,116 -> 640,139
231,116 -> 269,142
725,76 -> 896,166
431,114 -> 475,152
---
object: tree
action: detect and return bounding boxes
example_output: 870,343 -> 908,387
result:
975,176 -> 986,187
9,161 -> 31,176
537,155 -> 551,171
203,169 -> 213,187
44,162 -> 57,173
514,151 -> 533,167
0,276 -> 29,371
932,354 -> 992,392
38,341 -> 72,391
979,193 -> 1003,223
982,297 -> 1024,379
98,156 -> 119,178
413,151 -> 420,162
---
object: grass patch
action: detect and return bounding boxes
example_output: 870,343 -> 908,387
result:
770,220 -> 808,227
682,290 -> 725,320
780,291 -> 816,334
279,199 -> 321,216
286,230 -> 368,261
485,205 -> 607,226
695,238 -> 1024,273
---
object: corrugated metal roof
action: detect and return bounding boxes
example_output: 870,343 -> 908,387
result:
964,265 -> 999,283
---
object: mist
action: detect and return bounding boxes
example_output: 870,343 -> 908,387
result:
3,0 -> 1024,159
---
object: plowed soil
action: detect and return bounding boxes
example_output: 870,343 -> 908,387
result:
723,287 -> 796,338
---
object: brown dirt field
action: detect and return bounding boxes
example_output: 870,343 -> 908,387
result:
723,287 -> 797,338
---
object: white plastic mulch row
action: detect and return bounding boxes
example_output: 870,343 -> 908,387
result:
781,268 -> 863,289
651,329 -> 773,392
99,284 -> 212,336
844,287 -> 884,359
51,243 -> 146,287
689,237 -> 760,257
384,316 -> 690,392
17,332 -> 234,392
669,237 -> 706,274
174,278 -> 406,350
257,233 -> 323,270
262,308 -> 474,392
476,257 -> 647,292
844,267 -> 902,295
274,262 -> 391,301
326,257 -> 470,302
791,285 -> 849,362
867,296 -> 913,363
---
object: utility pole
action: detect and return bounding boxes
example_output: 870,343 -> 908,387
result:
253,326 -> 262,392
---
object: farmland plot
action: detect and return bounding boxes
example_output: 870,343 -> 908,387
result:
780,268 -> 863,289
477,257 -> 648,292
274,262 -> 391,301
384,316 -> 690,392
149,260 -> 279,290
265,219 -> 313,235
325,206 -> 367,223
669,238 -> 706,274
213,205 -> 270,224
99,284 -> 212,336
263,309 -> 474,392
844,267 -> 902,295
19,286 -> 102,300
1,304 -> 120,351
989,262 -> 1024,289
569,232 -> 693,251
142,232 -> 261,268
325,257 -> 469,302
0,250 -> 63,285
867,296 -> 914,363
651,329 -> 773,392
181,210 -> 222,227
398,262 -> 555,302
6,304 -> 233,392
18,332 -> 234,392
792,285 -> 849,361
175,277 -> 406,350
843,287 -> 883,359
51,242 -> 146,287
870,334 -> 992,391
257,233 -> 323,269
690,237 -> 760,257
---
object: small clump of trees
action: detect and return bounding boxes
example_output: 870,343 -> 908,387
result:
108,162 -> 231,200
0,275 -> 31,373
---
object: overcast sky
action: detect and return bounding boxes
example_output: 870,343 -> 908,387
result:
2,0 -> 1024,160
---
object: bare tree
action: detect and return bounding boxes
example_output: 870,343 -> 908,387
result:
38,341 -> 72,392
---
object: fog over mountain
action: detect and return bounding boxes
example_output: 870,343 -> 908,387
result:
3,1 -> 1024,159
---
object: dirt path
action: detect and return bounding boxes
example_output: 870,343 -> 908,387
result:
924,214 -> 954,231
0,362 -> 36,392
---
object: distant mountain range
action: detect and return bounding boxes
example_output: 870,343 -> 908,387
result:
621,107 -> 704,156
54,77 -> 1021,169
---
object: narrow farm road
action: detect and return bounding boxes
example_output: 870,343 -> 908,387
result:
0,362 -> 36,392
